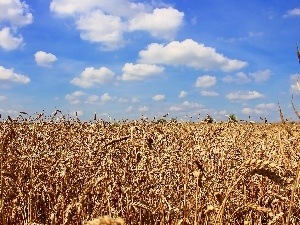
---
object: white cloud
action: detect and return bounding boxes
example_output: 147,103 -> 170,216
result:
226,91 -> 264,101
290,83 -> 300,95
85,95 -> 99,104
50,1 -> 183,50
0,96 -> 7,101
139,39 -> 248,71
195,75 -> 216,88
249,69 -> 271,83
101,93 -> 112,102
283,8 -> 300,18
131,97 -> 139,103
65,91 -> 86,104
138,106 -> 149,112
256,103 -> 276,110
0,0 -> 33,26
169,106 -> 181,111
201,91 -> 219,96
34,51 -> 57,67
242,103 -> 276,117
120,63 -> 164,81
222,72 -> 251,84
168,101 -> 204,119
219,110 -> 227,115
152,94 -> 165,101
241,108 -> 264,115
0,66 -> 30,84
118,97 -> 129,103
126,106 -> 133,112
178,91 -> 187,98
50,0 -> 100,15
218,32 -> 263,43
75,10 -> 126,50
71,67 -> 115,88
0,1 -> 32,51
85,93 -> 114,105
67,99 -> 79,105
222,70 -> 270,84
290,74 -> 300,95
0,108 -> 18,115
182,101 -> 202,108
129,7 -> 184,40
0,27 -> 23,50
50,0 -> 146,17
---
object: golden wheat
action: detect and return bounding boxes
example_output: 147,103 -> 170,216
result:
0,116 -> 299,224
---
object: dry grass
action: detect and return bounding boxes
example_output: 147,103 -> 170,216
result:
0,116 -> 300,224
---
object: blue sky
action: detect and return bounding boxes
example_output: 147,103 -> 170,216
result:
1,0 -> 300,122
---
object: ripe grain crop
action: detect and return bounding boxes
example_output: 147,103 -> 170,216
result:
0,115 -> 299,224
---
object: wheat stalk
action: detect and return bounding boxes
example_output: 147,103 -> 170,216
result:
278,102 -> 285,123
291,95 -> 300,119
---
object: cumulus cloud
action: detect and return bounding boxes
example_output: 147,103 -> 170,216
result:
0,96 -> 7,101
0,1 -> 32,51
169,106 -> 181,111
71,67 -> 115,88
75,10 -> 126,50
0,108 -> 18,115
65,91 -> 86,104
50,0 -> 100,15
50,0 -> 146,17
152,94 -> 165,101
201,91 -> 219,96
226,91 -> 264,101
223,70 -> 270,84
290,74 -> 300,95
241,103 -> 275,117
0,66 -> 30,84
195,75 -> 216,88
178,91 -> 187,98
0,0 -> 33,26
101,93 -> 112,102
120,63 -> 164,81
222,72 -> 251,84
182,101 -> 202,108
118,97 -> 129,103
291,83 -> 300,94
218,32 -> 263,43
249,69 -> 271,83
129,7 -> 184,40
85,95 -> 99,104
139,39 -> 248,71
84,93 -> 113,104
255,103 -> 276,110
241,108 -> 264,115
0,27 -> 23,50
131,97 -> 139,103
283,8 -> 300,18
126,106 -> 133,112
35,51 -> 57,67
138,106 -> 149,112
50,0 -> 183,50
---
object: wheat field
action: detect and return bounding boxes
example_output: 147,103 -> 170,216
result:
0,114 -> 300,224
